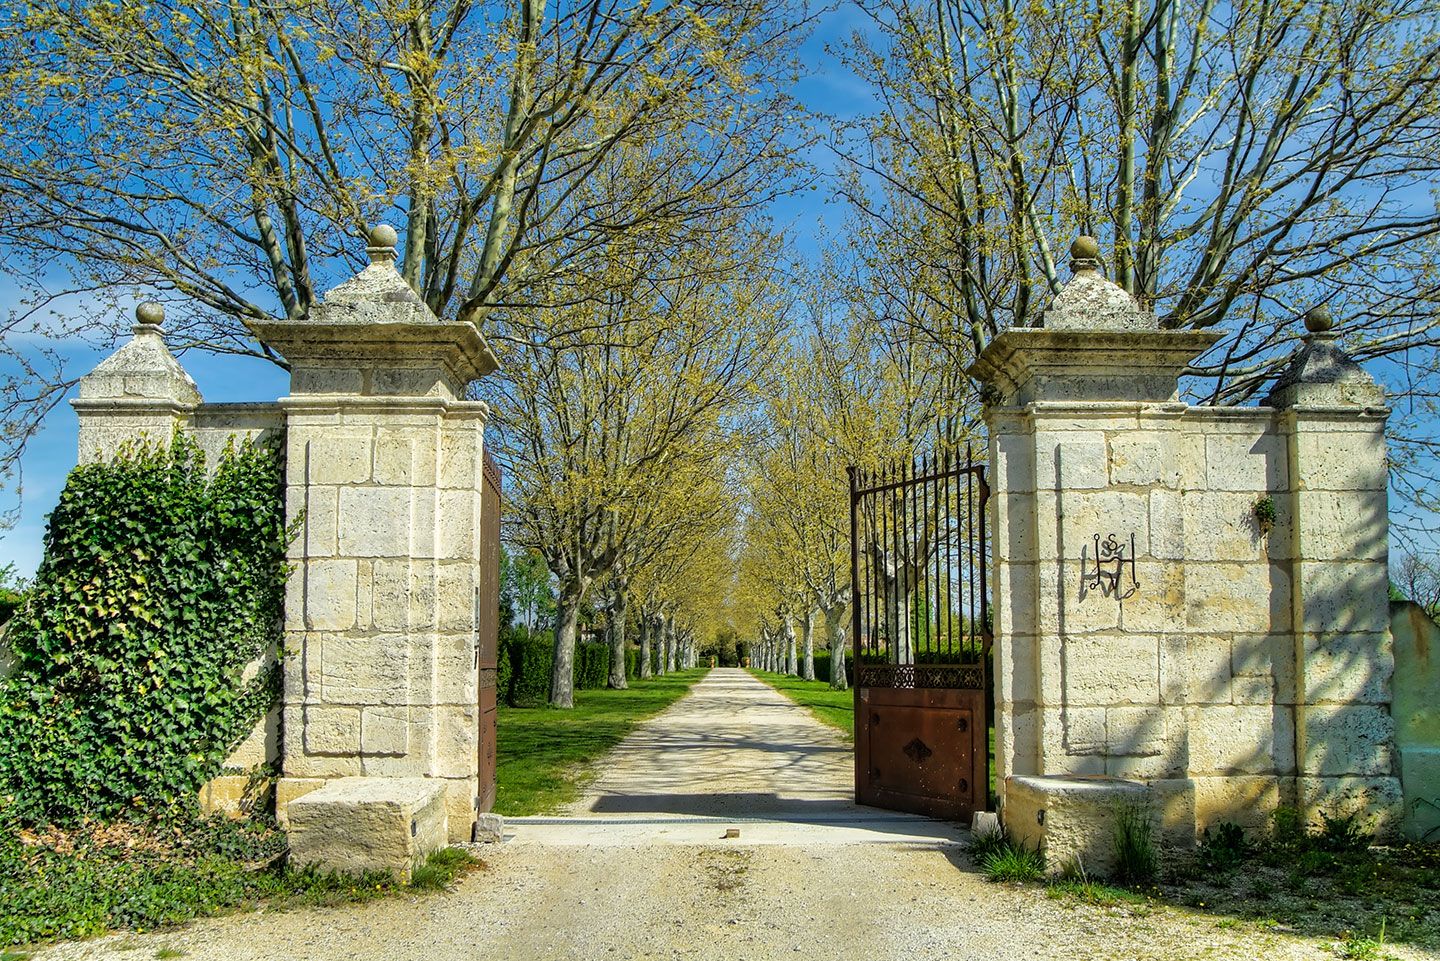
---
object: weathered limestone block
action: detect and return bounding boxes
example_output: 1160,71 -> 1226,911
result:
1297,562 -> 1390,635
1004,775 -> 1152,879
1184,562 -> 1291,634
198,776 -> 260,819
1187,704 -> 1295,776
287,777 -> 448,881
1191,776 -> 1285,833
1298,776 -> 1404,834
1300,705 -> 1396,777
1302,633 -> 1392,704
474,813 -> 505,843
1062,634 -> 1160,706
1202,430 -> 1288,493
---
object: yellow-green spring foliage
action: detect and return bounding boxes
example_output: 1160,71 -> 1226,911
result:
0,433 -> 291,823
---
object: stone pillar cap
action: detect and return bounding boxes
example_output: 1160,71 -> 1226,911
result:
1041,237 -> 1158,332
1265,306 -> 1383,408
246,224 -> 499,386
75,301 -> 202,405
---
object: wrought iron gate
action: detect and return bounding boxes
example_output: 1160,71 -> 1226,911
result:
849,449 -> 991,821
476,450 -> 502,818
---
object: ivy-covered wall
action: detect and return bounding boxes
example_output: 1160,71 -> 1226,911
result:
0,434 -> 291,824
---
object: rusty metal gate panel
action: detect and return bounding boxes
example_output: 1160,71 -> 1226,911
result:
849,449 -> 991,821
476,450 -> 502,817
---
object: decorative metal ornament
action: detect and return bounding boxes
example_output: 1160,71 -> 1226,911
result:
1081,532 -> 1140,600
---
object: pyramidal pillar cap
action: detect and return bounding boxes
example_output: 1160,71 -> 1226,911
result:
74,300 -> 202,406
1265,305 -> 1383,409
245,222 -> 500,393
967,236 -> 1223,406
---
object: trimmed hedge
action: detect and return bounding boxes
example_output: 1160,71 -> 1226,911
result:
812,650 -> 854,687
575,642 -> 609,690
501,628 -> 554,707
498,627 -> 632,705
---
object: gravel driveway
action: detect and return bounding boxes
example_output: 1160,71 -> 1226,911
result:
30,669 -> 1425,960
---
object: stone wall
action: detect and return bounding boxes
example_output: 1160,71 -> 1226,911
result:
71,307 -> 286,815
973,240 -> 1401,843
1391,600 -> 1440,840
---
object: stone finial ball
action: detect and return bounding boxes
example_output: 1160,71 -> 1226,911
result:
1071,235 -> 1100,261
135,301 -> 165,326
367,223 -> 399,248
1304,305 -> 1334,333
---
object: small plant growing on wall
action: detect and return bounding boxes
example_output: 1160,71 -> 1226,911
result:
0,432 -> 294,823
1252,495 -> 1278,536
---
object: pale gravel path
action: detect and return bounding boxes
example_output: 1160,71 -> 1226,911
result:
29,669 -> 1427,961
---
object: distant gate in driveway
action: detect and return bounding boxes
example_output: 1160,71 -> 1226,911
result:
849,450 -> 991,821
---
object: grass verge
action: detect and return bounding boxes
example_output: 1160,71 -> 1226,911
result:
748,669 -> 854,739
963,812 -> 1439,956
495,667 -> 710,815
0,812 -> 483,948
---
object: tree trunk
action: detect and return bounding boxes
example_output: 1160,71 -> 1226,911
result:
665,618 -> 678,673
639,611 -> 653,679
801,608 -> 816,681
607,581 -> 629,689
550,580 -> 584,708
825,603 -> 849,691
785,618 -> 797,676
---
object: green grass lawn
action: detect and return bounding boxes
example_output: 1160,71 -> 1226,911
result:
494,668 -> 710,815
749,669 -> 855,739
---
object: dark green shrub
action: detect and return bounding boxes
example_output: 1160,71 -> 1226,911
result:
1198,821 -> 1252,871
502,628 -> 554,706
1316,810 -> 1373,853
575,641 -> 610,690
811,651 -> 854,686
0,590 -> 23,626
624,647 -> 640,679
1270,805 -> 1305,847
0,433 -> 290,823
1112,802 -> 1158,883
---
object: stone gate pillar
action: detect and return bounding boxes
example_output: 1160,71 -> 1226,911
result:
251,226 -> 498,842
969,238 -> 1400,847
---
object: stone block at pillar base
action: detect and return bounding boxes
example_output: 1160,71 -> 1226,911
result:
1003,775 -> 1151,879
1192,775 -> 1285,835
286,777 -> 448,882
198,775 -> 273,820
1298,775 -> 1404,838
275,777 -> 330,828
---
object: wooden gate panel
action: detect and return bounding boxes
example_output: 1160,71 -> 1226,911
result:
857,686 -> 985,820
476,451 -> 502,815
